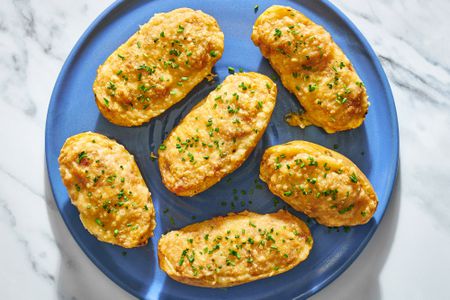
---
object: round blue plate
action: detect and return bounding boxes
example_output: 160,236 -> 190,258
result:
45,0 -> 398,299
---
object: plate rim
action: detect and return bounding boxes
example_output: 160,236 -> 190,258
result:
45,0 -> 399,299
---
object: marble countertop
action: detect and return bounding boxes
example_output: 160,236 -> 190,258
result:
1,0 -> 449,299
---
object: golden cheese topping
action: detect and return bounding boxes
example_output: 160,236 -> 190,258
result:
260,141 -> 378,227
252,5 -> 368,133
93,8 -> 224,126
58,132 -> 156,248
158,72 -> 277,196
158,210 -> 312,287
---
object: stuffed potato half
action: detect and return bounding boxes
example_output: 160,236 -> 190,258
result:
58,132 -> 156,248
158,210 -> 313,287
159,72 -> 277,196
252,5 -> 368,133
93,8 -> 224,126
260,141 -> 377,227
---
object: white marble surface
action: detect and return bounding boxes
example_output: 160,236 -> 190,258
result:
1,0 -> 449,299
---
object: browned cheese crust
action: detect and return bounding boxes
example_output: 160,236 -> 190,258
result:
252,5 -> 368,133
158,210 -> 313,287
58,132 -> 156,248
260,141 -> 378,226
93,8 -> 224,126
158,72 -> 277,196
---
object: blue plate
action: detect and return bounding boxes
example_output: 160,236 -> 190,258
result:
45,0 -> 398,299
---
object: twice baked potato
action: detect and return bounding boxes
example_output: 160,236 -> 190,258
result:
93,8 -> 224,126
58,132 -> 156,248
260,141 -> 377,226
252,5 -> 368,133
158,210 -> 312,287
159,72 -> 277,196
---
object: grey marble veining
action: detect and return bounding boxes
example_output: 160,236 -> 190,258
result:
0,0 -> 449,299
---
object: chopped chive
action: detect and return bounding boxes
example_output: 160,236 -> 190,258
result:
338,204 -> 354,214
283,191 -> 293,196
274,28 -> 282,38
77,151 -> 88,163
308,84 -> 317,92
349,172 -> 358,183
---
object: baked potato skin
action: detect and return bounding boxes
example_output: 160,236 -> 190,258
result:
158,72 -> 277,196
251,5 -> 368,133
260,141 -> 377,227
158,210 -> 312,287
58,132 -> 156,248
93,8 -> 224,126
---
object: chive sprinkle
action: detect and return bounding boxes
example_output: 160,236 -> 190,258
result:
284,191 -> 293,196
77,151 -> 88,163
349,172 -> 358,183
